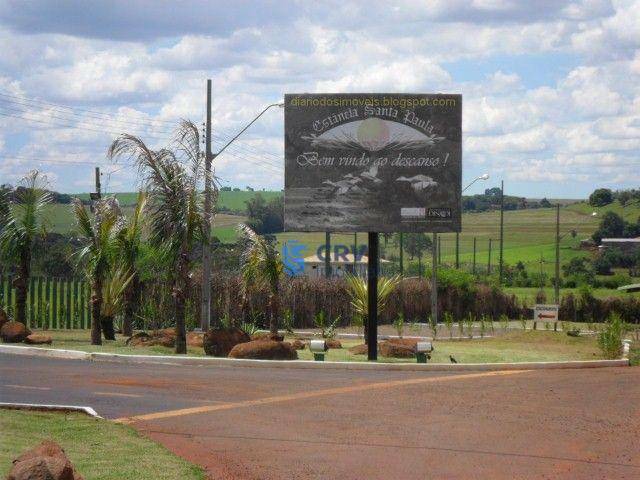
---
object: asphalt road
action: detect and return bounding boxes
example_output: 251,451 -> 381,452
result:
1,353 -> 639,480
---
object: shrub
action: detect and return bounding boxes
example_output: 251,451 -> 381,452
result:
393,313 -> 405,338
597,313 -> 626,359
443,311 -> 454,338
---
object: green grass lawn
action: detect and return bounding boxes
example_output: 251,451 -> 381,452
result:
21,329 -> 605,364
0,410 -> 205,480
504,286 -> 640,302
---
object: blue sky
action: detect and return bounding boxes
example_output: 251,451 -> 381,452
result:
0,0 -> 639,198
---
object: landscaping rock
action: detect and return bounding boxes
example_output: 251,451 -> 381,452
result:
0,321 -> 31,343
387,338 -> 418,349
290,339 -> 306,350
186,331 -> 203,348
0,306 -> 9,330
125,331 -> 151,346
348,343 -> 369,355
126,329 -> 176,348
203,327 -> 250,357
24,334 -> 53,345
228,340 -> 298,360
325,339 -> 342,349
251,332 -> 284,342
379,340 -> 415,358
7,440 -> 83,480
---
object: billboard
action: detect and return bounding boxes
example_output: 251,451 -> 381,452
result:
284,93 -> 462,233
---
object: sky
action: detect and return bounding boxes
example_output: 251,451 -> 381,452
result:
0,0 -> 639,198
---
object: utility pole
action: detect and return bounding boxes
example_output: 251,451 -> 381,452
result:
94,167 -> 101,198
431,232 -> 438,325
499,180 -> 504,285
554,203 -> 561,304
438,236 -> 442,265
200,79 -> 213,331
472,236 -> 477,274
399,232 -> 404,276
488,238 -> 492,274
353,233 -> 357,274
455,232 -> 460,269
325,232 -> 332,278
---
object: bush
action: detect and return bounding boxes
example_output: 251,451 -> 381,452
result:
589,188 -> 613,207
597,312 -> 625,359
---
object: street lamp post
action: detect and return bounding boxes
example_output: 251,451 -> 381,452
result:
456,174 -> 490,270
200,90 -> 284,331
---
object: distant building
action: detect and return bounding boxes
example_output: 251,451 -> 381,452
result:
600,238 -> 640,254
302,253 -> 390,278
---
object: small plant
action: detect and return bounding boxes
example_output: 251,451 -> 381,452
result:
427,315 -> 438,340
457,315 -> 465,338
465,313 -> 474,339
544,321 -> 550,331
351,313 -> 364,338
519,315 -> 527,331
220,313 -> 234,330
393,313 -> 405,338
499,314 -> 509,332
443,312 -> 454,339
314,311 -> 340,339
239,321 -> 259,336
488,315 -> 495,334
282,309 -> 295,334
560,321 -> 571,332
479,315 -> 487,338
587,321 -> 594,332
409,321 -> 421,333
597,312 -> 626,359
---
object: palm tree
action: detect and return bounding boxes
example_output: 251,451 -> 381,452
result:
72,197 -> 120,344
0,171 -> 52,325
108,121 -> 207,354
100,266 -> 133,338
116,191 -> 147,337
344,274 -> 401,343
238,224 -> 284,337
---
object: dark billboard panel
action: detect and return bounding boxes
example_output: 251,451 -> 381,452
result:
284,93 -> 462,233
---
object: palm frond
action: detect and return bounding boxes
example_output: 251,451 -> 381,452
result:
344,274 -> 402,317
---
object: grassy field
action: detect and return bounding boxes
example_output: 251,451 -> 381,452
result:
504,286 -> 640,302
21,329 -> 606,364
72,190 -> 280,209
0,410 -> 205,480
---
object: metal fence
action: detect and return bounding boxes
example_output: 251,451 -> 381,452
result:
0,275 -> 90,329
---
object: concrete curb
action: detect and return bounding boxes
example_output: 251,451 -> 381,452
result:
0,344 -> 630,372
0,402 -> 101,418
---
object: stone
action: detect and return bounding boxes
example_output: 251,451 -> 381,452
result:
7,440 -> 83,480
0,306 -> 9,330
0,321 -> 31,343
379,340 -> 415,358
203,327 -> 250,357
228,340 -> 298,360
325,339 -> 342,349
186,332 -> 203,348
290,339 -> 306,350
24,334 -> 53,345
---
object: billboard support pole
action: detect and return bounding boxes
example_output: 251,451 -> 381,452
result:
431,232 -> 438,326
325,232 -> 332,278
367,232 -> 378,361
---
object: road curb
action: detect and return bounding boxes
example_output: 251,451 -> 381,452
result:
0,402 -> 101,418
0,344 -> 630,371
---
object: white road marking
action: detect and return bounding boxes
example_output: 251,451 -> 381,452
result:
3,384 -> 51,391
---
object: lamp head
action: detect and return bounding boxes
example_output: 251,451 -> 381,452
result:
479,173 -> 490,180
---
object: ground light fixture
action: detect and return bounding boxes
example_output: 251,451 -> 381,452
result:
309,339 -> 328,361
415,341 -> 434,363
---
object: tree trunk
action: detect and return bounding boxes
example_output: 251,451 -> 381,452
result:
269,292 -> 279,337
122,274 -> 140,337
173,252 -> 189,354
14,248 -> 31,325
90,277 -> 103,345
101,315 -> 115,340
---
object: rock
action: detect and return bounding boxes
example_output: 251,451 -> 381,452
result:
7,440 -> 83,480
0,321 -> 31,343
203,327 -> 250,357
0,306 -> 9,330
325,339 -> 342,349
228,340 -> 298,360
24,334 -> 52,345
290,339 -> 306,350
379,340 -> 415,358
348,343 -> 369,355
125,329 -> 175,348
251,332 -> 284,342
387,338 -> 418,349
186,332 -> 203,348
